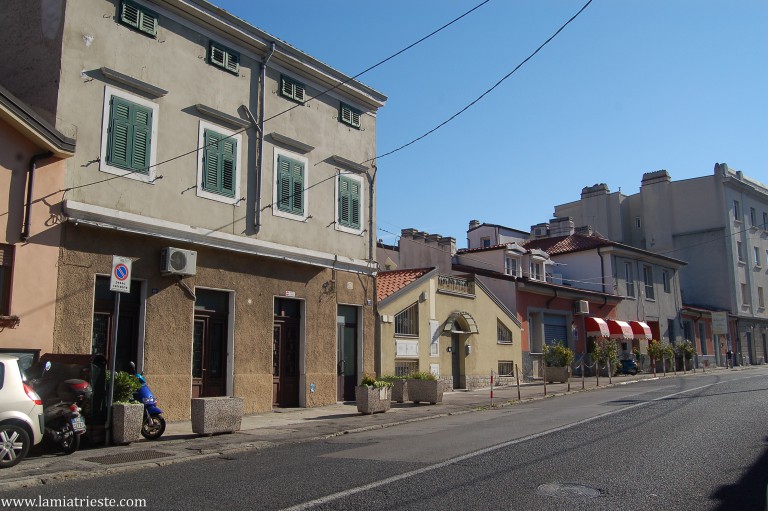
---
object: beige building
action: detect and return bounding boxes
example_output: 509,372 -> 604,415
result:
0,0 -> 386,419
0,85 -> 75,360
377,268 -> 523,389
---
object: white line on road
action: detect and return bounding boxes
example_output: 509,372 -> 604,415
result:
280,381 -> 719,511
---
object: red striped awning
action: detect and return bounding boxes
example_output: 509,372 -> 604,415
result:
607,320 -> 634,340
585,317 -> 610,338
629,321 -> 652,340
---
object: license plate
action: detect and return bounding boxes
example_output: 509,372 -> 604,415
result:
71,416 -> 86,433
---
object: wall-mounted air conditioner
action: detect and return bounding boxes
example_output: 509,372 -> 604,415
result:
160,247 -> 197,276
574,300 -> 589,315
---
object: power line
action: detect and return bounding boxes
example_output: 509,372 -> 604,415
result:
362,0 -> 594,165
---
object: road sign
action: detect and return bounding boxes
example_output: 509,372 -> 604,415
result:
711,311 -> 728,335
110,255 -> 132,293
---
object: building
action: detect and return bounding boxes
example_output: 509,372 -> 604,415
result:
554,165 -> 768,365
0,85 -> 75,363
0,0 -> 386,419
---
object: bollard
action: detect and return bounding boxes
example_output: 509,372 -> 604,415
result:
542,356 -> 548,396
581,359 -> 585,390
515,363 -> 521,401
490,370 -> 494,407
596,362 -> 600,387
567,365 -> 571,392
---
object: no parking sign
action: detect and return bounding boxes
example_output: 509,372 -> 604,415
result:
109,255 -> 132,293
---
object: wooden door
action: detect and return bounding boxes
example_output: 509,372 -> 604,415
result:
336,306 -> 358,402
192,315 -> 227,398
273,317 -> 299,407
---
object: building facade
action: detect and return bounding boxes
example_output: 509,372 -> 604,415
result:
0,0 -> 386,419
554,165 -> 768,365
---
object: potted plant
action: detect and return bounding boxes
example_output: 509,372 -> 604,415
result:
109,370 -> 143,445
406,371 -> 443,405
593,337 -> 618,377
675,340 -> 695,371
380,374 -> 408,403
355,374 -> 393,414
647,339 -> 663,376
542,341 -> 574,383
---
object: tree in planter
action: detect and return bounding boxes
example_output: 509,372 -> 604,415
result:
593,337 -> 618,377
543,341 -> 575,367
647,340 -> 663,376
663,342 -> 675,374
675,340 -> 695,371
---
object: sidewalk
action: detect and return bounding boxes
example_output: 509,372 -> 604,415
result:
0,366 -> 732,491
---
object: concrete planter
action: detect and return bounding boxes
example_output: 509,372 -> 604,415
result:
406,379 -> 443,404
544,366 -> 569,383
355,386 -> 392,414
191,396 -> 243,435
111,403 -> 144,445
391,380 -> 408,403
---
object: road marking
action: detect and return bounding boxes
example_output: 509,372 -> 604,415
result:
280,381 -> 718,511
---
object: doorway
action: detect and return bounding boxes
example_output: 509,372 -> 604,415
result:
337,305 -> 358,401
451,333 -> 462,389
273,298 -> 300,407
91,276 -> 142,373
192,289 -> 229,398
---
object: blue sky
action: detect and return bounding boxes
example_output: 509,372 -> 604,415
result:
212,0 -> 768,247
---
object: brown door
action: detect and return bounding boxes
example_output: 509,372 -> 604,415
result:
273,299 -> 300,407
336,305 -> 358,401
192,315 -> 227,398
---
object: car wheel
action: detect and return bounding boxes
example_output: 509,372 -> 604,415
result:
0,424 -> 30,469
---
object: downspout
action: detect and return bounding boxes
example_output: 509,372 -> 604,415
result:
546,288 -> 558,308
21,152 -> 53,242
368,165 -> 377,379
254,41 -> 276,234
597,248 -> 606,294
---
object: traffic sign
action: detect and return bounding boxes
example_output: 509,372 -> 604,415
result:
110,255 -> 133,293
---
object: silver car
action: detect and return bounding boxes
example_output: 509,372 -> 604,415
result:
0,354 -> 44,468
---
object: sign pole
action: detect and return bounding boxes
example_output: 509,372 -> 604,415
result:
104,255 -> 132,446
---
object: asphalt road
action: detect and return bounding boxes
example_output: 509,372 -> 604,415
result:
2,368 -> 767,511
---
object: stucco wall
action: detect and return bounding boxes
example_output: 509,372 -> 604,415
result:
0,119 -> 66,353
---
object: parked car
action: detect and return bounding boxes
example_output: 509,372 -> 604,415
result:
0,354 -> 44,468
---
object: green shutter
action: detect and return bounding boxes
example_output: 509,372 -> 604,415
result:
277,155 -> 304,214
209,42 -> 240,74
338,176 -> 361,229
120,1 -> 157,37
203,129 -> 236,197
280,76 -> 305,103
107,96 -> 152,174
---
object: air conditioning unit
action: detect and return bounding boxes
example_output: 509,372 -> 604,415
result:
160,247 -> 197,276
574,300 -> 589,315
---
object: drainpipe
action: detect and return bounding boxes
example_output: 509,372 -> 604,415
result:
597,248 -> 606,294
255,41 -> 276,234
21,152 -> 53,242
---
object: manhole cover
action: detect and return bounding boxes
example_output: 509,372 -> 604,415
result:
538,482 -> 601,498
83,450 -> 174,465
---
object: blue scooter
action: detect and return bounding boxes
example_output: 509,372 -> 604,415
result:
129,363 -> 166,440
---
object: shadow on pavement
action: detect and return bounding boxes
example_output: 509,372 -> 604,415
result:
710,440 -> 768,511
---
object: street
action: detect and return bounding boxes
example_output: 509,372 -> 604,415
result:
2,368 -> 767,510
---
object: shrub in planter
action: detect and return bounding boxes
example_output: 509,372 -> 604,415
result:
107,371 -> 143,445
406,371 -> 443,405
356,374 -> 393,414
543,341 -> 574,383
380,375 -> 408,403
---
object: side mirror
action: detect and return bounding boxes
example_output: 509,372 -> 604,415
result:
128,361 -> 137,375
43,361 -> 52,373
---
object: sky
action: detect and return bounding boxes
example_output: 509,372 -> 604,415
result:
211,0 -> 768,248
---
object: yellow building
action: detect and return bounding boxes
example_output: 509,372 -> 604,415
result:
377,269 -> 523,390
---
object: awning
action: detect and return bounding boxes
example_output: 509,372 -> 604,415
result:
443,311 -> 478,334
629,321 -> 652,340
607,320 -> 634,340
585,317 -> 610,338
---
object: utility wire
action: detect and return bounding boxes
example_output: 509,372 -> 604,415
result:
361,0 -> 594,165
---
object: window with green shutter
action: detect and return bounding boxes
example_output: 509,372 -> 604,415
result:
202,129 -> 236,197
119,0 -> 158,37
277,155 -> 305,215
338,175 -> 361,229
339,103 -> 361,128
280,75 -> 306,103
107,95 -> 153,174
209,41 -> 240,74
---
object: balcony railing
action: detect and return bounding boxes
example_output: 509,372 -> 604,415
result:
438,275 -> 475,296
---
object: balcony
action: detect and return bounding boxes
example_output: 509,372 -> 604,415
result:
438,275 -> 475,296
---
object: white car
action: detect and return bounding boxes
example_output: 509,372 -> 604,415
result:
0,354 -> 44,468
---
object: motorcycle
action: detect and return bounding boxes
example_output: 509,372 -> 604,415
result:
29,361 -> 91,453
128,363 -> 166,440
618,358 -> 639,376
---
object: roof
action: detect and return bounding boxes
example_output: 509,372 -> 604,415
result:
468,222 -> 529,236
376,268 -> 433,302
523,233 -> 612,255
456,244 -> 507,254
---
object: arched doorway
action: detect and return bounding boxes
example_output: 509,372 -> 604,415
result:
443,311 -> 478,390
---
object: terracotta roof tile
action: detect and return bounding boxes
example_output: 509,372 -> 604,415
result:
377,268 -> 433,302
523,234 -> 612,255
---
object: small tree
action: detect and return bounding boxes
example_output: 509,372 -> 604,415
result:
647,340 -> 663,376
675,340 -> 695,370
593,337 -> 618,374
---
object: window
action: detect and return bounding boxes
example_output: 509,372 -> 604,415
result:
755,247 -> 762,267
337,175 -> 361,230
498,361 -> 514,377
662,270 -> 670,293
497,321 -> 513,344
275,152 -> 306,216
395,340 -> 418,357
759,287 -> 765,309
197,123 -> 240,203
0,245 -> 13,316
339,103 -> 361,128
643,265 -> 655,300
530,261 -> 543,281
430,339 -> 439,357
734,200 -> 741,221
395,360 -> 418,377
481,237 -> 491,248
209,41 -> 239,74
100,87 -> 158,183
280,75 -> 306,103
750,207 -> 757,227
394,303 -> 418,336
737,241 -> 744,262
625,262 -> 635,297
635,217 -> 641,229
119,0 -> 158,37
741,283 -> 749,305
505,257 -> 518,277
698,322 -> 708,355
